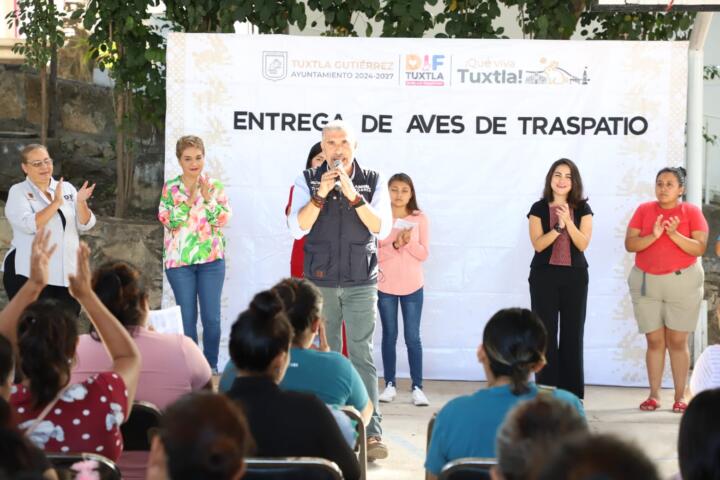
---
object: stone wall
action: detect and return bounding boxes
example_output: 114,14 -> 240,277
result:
0,201 -> 164,310
0,64 -> 165,218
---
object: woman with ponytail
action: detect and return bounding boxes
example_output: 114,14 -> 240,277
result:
424,308 -> 584,480
0,229 -> 140,461
224,289 -> 360,480
71,261 -> 212,480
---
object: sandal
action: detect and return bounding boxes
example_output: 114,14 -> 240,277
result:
639,398 -> 661,411
672,401 -> 687,413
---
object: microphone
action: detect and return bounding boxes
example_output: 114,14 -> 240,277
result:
333,159 -> 342,191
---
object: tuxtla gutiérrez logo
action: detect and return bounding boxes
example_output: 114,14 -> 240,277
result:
262,51 -> 288,81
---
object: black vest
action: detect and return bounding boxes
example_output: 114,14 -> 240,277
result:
303,160 -> 379,288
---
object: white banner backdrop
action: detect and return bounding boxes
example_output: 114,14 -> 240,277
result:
163,33 -> 688,386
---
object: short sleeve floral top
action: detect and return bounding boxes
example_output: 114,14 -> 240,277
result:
11,372 -> 129,461
158,174 -> 231,269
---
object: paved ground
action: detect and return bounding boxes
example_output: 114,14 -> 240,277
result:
367,379 -> 682,480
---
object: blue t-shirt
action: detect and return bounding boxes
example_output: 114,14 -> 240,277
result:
218,348 -> 369,412
280,348 -> 369,410
424,382 -> 585,475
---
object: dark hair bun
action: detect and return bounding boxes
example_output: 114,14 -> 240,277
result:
94,271 -> 123,307
249,291 -> 284,318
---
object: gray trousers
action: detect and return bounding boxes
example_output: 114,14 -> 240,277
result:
318,285 -> 382,437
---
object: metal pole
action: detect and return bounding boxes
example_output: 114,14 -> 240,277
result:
686,12 -> 713,207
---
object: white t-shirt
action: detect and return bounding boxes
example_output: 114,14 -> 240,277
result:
690,345 -> 720,396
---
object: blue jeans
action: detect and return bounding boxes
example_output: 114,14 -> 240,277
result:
165,259 -> 225,370
378,287 -> 424,390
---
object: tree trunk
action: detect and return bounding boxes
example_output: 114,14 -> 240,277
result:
113,89 -> 136,218
39,64 -> 48,145
48,46 -> 58,139
114,89 -> 127,218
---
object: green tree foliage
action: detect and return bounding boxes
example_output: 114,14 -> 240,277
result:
435,0 -> 504,38
76,0 -> 166,217
5,0 -> 66,143
580,9 -> 694,40
307,0 -> 379,36
376,0 -> 436,37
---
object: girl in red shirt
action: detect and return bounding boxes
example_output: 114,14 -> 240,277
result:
625,167 -> 708,413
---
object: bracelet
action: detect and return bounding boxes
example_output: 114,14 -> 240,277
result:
392,241 -> 400,250
311,194 -> 326,209
350,194 -> 366,209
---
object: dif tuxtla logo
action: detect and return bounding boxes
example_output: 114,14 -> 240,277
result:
403,54 -> 448,87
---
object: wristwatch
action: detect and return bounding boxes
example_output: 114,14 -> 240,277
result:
553,223 -> 564,233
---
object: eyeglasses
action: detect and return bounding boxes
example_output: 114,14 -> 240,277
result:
26,159 -> 53,168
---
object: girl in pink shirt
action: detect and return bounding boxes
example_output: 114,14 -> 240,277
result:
377,173 -> 430,407
72,261 -> 212,480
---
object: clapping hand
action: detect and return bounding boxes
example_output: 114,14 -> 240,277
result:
199,176 -> 213,202
28,228 -> 57,289
664,215 -> 680,235
77,180 -> 96,203
556,204 -> 572,229
68,242 -> 93,300
53,178 -> 64,207
652,214 -> 664,238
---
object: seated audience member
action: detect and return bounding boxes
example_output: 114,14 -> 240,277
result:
72,262 -> 211,480
72,260 -> 212,408
689,344 -> 720,396
220,278 -> 372,425
0,230 -> 141,462
0,334 -> 57,480
224,289 -> 360,480
538,433 -> 660,480
492,395 -> 588,480
425,308 -> 584,480
146,392 -> 253,480
678,388 -> 720,480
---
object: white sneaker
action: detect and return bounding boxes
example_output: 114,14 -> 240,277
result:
379,384 -> 397,403
412,386 -> 430,406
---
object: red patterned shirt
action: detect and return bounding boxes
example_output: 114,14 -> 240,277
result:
11,372 -> 129,461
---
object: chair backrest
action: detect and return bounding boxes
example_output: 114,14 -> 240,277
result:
425,413 -> 438,480
243,457 -> 344,480
439,457 -> 497,480
340,406 -> 366,480
120,400 -> 162,451
46,453 -> 122,480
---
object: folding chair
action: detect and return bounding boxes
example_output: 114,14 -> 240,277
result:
425,413 -> 438,480
46,453 -> 121,480
243,457 -> 344,480
340,405 -> 367,480
120,400 -> 162,451
439,457 -> 497,480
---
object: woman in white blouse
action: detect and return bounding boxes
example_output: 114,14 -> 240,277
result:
3,144 -> 96,314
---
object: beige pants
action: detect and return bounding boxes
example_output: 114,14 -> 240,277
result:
628,262 -> 704,334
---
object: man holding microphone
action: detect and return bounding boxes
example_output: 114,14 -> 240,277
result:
288,120 -> 392,460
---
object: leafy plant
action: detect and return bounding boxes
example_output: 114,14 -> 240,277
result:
307,0 -> 379,36
76,0 -> 166,217
376,0 -> 436,37
435,0 -> 504,38
5,0 -> 66,143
